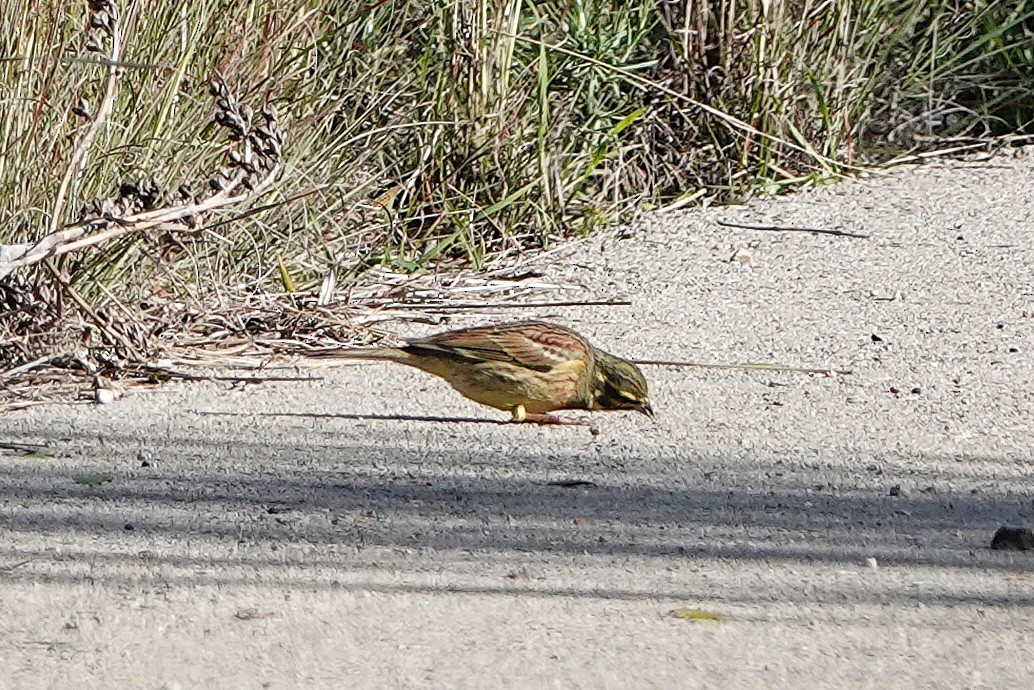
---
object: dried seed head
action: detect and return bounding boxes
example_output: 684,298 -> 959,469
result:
136,179 -> 160,209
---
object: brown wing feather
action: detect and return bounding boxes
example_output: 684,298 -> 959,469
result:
407,321 -> 591,372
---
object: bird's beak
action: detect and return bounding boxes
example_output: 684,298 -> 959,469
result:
639,400 -> 654,419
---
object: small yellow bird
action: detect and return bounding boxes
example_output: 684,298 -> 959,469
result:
313,320 -> 653,424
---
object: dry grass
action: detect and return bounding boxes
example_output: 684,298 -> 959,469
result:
1,1 -> 1032,406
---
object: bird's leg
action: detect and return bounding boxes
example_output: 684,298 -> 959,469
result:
509,405 -> 589,426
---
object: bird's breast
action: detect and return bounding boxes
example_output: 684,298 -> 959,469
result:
414,356 -> 588,413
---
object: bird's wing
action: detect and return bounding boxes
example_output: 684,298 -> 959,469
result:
409,321 -> 590,372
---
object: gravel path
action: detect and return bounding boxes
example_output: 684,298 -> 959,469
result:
2,152 -> 1033,689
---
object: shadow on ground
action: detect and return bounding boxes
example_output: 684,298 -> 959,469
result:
1,425 -> 1033,607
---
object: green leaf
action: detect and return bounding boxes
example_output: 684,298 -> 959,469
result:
277,255 -> 296,293
73,473 -> 115,487
669,608 -> 723,622
609,106 -> 645,137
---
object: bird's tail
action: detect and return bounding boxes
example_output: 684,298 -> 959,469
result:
306,346 -> 410,362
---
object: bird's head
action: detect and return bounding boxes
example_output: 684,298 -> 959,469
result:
591,351 -> 654,418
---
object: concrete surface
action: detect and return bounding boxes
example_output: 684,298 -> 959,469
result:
2,152 -> 1033,689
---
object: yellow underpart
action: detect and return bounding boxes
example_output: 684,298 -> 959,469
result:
404,355 -> 587,417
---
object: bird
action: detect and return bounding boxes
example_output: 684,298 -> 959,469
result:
311,320 -> 653,424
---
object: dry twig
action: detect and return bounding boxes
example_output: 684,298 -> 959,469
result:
637,359 -> 852,376
715,219 -> 869,239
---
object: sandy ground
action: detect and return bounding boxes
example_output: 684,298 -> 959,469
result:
2,152 -> 1033,689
